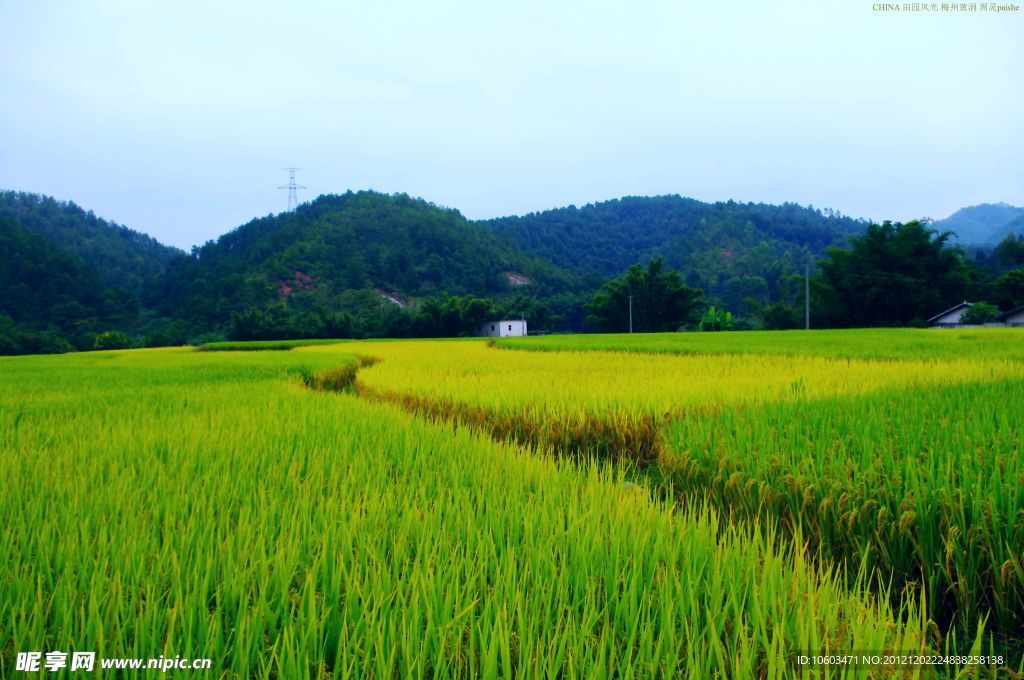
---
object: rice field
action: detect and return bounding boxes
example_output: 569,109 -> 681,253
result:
495,327 -> 1024,361
2,328 -> 1022,676
349,331 -> 1024,665
198,339 -> 351,351
491,330 -> 1024,645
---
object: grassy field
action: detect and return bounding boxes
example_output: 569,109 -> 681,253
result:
2,329 -> 1022,676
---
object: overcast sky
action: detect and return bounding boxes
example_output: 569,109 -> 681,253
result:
1,1 -> 1021,250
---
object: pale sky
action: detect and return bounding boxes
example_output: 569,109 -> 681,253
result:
1,1 -> 1021,250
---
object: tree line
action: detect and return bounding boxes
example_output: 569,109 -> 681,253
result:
227,218 -> 1024,341
583,220 -> 1024,333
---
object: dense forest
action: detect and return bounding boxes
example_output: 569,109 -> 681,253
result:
0,191 -> 182,295
483,196 -> 866,311
2,189 -> 1023,354
0,192 -> 188,353
0,191 -> 592,351
155,191 -> 583,327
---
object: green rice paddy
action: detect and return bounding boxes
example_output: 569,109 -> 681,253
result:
2,328 -> 1022,677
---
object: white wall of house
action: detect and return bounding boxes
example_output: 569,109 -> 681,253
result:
930,306 -> 970,326
1002,309 -> 1024,326
478,320 -> 528,337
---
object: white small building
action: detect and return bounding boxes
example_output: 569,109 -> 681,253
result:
927,301 -> 973,327
997,305 -> 1024,327
478,319 -> 528,337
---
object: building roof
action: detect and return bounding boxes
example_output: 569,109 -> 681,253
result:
996,304 -> 1024,321
927,301 -> 972,324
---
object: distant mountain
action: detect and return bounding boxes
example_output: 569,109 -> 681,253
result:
985,213 -> 1024,246
157,191 -> 581,325
931,203 -> 1024,245
482,196 -> 866,310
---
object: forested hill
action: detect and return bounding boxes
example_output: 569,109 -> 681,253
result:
0,216 -> 123,333
0,193 -> 186,353
2,188 -> 887,353
931,203 -> 1024,245
481,195 -> 866,310
0,191 -> 183,296
988,214 -> 1024,246
156,191 -> 580,325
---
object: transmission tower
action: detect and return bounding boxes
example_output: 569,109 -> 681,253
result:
278,168 -> 307,212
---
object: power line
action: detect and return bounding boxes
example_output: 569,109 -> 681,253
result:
277,168 -> 307,212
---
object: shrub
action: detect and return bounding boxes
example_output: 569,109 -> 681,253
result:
961,302 -> 999,325
697,306 -> 734,331
93,330 -> 132,350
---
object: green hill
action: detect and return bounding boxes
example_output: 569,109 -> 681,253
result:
0,191 -> 183,296
2,189 -> 901,352
0,216 -> 124,352
157,191 -> 581,326
0,215 -> 114,325
931,203 -> 1024,245
0,191 -> 188,353
985,212 -> 1024,246
482,196 -> 866,311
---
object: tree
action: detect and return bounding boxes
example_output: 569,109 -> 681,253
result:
93,330 -> 132,350
760,302 -> 800,330
229,303 -> 297,340
412,295 -> 494,337
813,221 -> 973,327
698,306 -> 734,331
993,234 -> 1024,271
991,269 -> 1024,310
961,302 -> 999,325
586,259 -> 703,332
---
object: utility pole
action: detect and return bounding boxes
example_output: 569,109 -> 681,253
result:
278,168 -> 307,212
628,295 -> 633,334
805,264 -> 810,330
